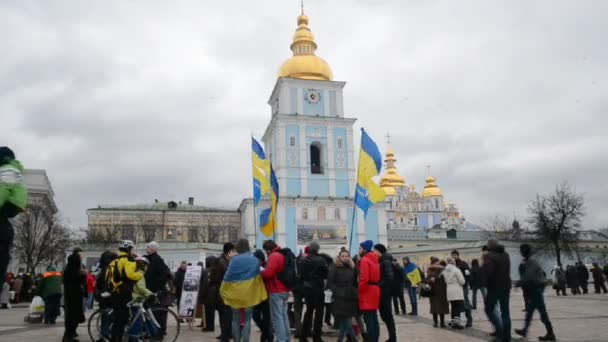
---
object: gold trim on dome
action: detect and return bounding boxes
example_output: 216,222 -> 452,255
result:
422,175 -> 443,197
278,8 -> 333,81
380,146 -> 406,195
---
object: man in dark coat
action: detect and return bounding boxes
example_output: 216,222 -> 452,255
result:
298,241 -> 328,342
482,241 -> 512,342
374,244 -> 396,342
565,265 -> 580,295
391,259 -> 406,315
145,242 -> 172,293
200,255 -> 218,332
174,261 -> 188,303
576,262 -> 589,294
212,242 -> 235,342
591,263 -> 607,294
63,249 -> 86,342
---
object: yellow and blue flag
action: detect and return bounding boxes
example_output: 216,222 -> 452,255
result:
220,252 -> 268,309
259,165 -> 279,238
252,137 -> 270,206
355,128 -> 386,217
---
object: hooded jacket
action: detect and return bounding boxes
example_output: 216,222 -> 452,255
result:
358,252 -> 381,311
442,264 -> 465,301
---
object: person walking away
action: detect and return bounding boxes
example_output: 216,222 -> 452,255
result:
327,249 -> 358,342
514,244 -> 556,341
109,240 -> 144,342
86,269 -> 96,310
298,241 -> 328,342
201,256 -> 218,332
40,265 -> 63,324
174,261 -> 188,309
470,259 -> 486,310
426,257 -> 449,328
252,250 -> 274,342
576,262 -> 589,294
551,266 -> 567,296
451,250 -> 473,327
63,249 -> 87,342
220,239 -> 268,342
591,263 -> 607,294
0,147 -> 27,287
144,241 -> 172,334
261,240 -> 294,342
12,275 -> 22,304
402,257 -> 421,316
442,258 -> 466,329
358,240 -> 381,342
391,259 -> 406,315
213,242 -> 236,342
482,240 -> 511,342
373,244 -> 397,342
95,250 -> 118,341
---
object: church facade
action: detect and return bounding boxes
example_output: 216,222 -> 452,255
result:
240,9 -> 387,254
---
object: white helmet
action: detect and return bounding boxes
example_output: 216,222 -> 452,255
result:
134,256 -> 149,264
120,240 -> 135,250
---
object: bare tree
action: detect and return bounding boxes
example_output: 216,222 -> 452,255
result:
12,205 -> 74,273
480,214 -> 511,232
133,213 -> 161,243
84,224 -> 120,247
528,182 -> 585,266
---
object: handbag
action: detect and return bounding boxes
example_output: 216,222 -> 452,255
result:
419,284 -> 433,298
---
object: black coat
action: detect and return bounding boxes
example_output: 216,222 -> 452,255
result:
482,243 -> 511,290
469,265 -> 486,289
63,254 -> 86,325
327,262 -> 358,317
378,253 -> 395,296
577,264 -> 589,283
455,259 -> 471,288
298,253 -> 328,298
391,263 -> 405,296
145,252 -> 172,293
566,267 -> 579,288
174,268 -> 186,300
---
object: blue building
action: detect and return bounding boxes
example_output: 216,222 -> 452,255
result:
240,9 -> 387,254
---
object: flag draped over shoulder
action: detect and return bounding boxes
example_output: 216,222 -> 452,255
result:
259,166 -> 279,238
252,137 -> 270,206
354,129 -> 386,217
220,253 -> 268,309
404,262 -> 422,286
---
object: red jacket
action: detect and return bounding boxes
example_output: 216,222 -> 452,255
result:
87,273 -> 96,294
261,247 -> 289,294
358,252 -> 381,311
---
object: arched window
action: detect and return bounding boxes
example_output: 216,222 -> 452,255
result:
289,136 -> 296,147
337,137 -> 343,149
310,142 -> 322,174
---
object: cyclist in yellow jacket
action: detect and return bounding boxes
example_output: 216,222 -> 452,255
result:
110,240 -> 144,342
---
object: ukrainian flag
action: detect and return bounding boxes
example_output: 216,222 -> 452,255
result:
259,165 -> 278,237
220,253 -> 268,309
354,128 -> 386,217
252,137 -> 270,206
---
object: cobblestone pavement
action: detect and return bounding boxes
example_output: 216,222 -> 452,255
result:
1,289 -> 607,341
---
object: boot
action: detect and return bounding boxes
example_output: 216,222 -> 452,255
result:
538,333 -> 556,341
514,328 -> 526,337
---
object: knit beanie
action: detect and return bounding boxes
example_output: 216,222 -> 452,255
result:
373,243 -> 387,254
360,240 -> 374,253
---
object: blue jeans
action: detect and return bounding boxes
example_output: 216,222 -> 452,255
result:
471,287 -> 487,310
269,293 -> 290,342
485,288 -> 511,342
406,286 -> 418,314
362,311 -> 379,342
335,315 -> 356,342
462,286 -> 473,324
232,308 -> 252,342
522,287 -> 553,335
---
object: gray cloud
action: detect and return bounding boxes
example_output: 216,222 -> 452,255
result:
1,0 -> 606,229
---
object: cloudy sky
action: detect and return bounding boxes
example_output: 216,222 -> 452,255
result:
1,1 -> 606,229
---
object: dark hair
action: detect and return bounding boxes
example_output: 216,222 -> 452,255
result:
235,238 -> 250,254
471,259 -> 480,268
223,242 -> 235,255
451,249 -> 459,256
430,256 -> 439,264
482,245 -> 489,252
373,244 -> 387,254
262,240 -> 277,252
0,146 -> 15,163
520,243 -> 533,258
309,241 -> 320,254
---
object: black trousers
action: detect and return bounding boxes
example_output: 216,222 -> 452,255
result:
392,288 -> 406,314
594,280 -> 608,293
218,301 -> 232,342
580,280 -> 588,294
204,303 -> 216,330
0,217 -> 14,286
379,293 -> 396,342
253,300 -> 273,342
111,295 -> 130,342
301,295 -> 324,342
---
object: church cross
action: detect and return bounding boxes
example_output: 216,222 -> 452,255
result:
385,132 -> 391,145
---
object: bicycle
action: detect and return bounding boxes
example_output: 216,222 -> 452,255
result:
88,293 -> 181,342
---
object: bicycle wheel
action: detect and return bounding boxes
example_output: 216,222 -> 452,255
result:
148,307 -> 181,342
88,308 -> 113,342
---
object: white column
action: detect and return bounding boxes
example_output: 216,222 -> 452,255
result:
327,125 -> 336,196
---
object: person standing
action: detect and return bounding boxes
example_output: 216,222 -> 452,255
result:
426,257 -> 449,328
0,147 -> 27,286
86,269 -> 96,310
451,250 -> 473,327
402,257 -> 421,316
482,240 -> 512,342
12,275 -> 23,304
63,249 -> 87,342
327,249 -> 358,342
591,263 -> 607,294
40,265 -> 63,324
391,259 -> 406,315
576,262 -> 589,294
200,256 -> 219,332
144,241 -> 172,335
174,261 -> 188,306
220,239 -> 268,342
358,240 -> 381,342
0,280 -> 9,309
442,258 -> 466,329
212,242 -> 236,342
373,244 -> 397,342
261,240 -> 292,342
551,266 -> 567,296
298,241 -> 328,342
469,259 -> 486,310
514,244 -> 556,341
252,250 -> 273,342
95,250 -> 117,341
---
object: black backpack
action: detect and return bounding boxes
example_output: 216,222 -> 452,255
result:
276,248 -> 298,290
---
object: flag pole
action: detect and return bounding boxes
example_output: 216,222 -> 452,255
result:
251,135 -> 259,247
349,128 -> 365,253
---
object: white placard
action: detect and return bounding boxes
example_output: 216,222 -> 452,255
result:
178,265 -> 202,318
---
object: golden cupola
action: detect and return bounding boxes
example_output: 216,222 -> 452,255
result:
380,147 -> 406,196
278,7 -> 334,81
422,175 -> 443,198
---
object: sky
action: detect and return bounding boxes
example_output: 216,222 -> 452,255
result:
1,0 -> 607,229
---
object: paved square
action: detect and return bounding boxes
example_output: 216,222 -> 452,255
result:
1,289 -> 607,341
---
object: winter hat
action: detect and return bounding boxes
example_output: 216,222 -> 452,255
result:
146,241 -> 160,253
304,246 -> 310,255
360,240 -> 374,253
0,147 -> 15,164
373,243 -> 387,254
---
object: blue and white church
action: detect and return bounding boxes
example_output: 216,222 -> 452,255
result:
240,9 -> 387,254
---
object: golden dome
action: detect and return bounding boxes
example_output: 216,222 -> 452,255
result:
380,146 -> 406,195
422,175 -> 443,197
278,8 -> 333,81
